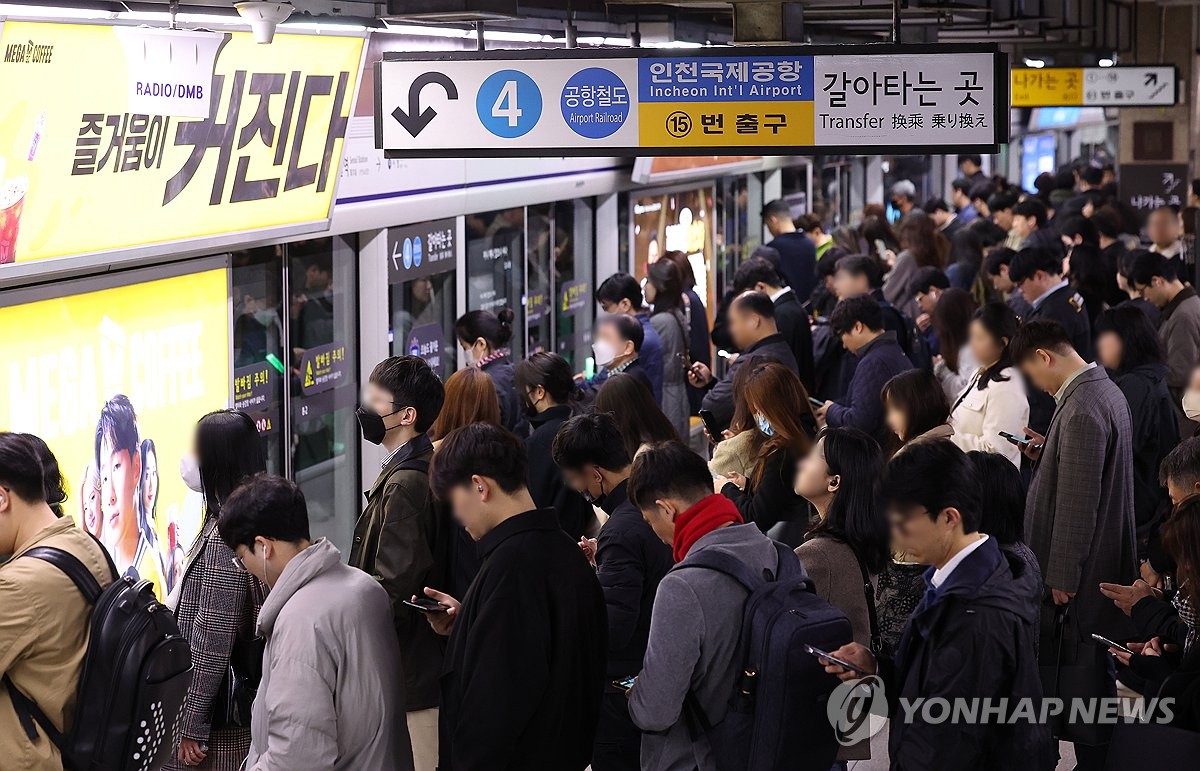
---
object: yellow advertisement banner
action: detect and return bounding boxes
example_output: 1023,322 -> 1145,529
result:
1011,68 -> 1084,107
0,22 -> 363,264
0,268 -> 230,598
638,101 -> 814,148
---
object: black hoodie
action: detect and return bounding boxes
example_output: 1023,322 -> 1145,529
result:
881,536 -> 1054,771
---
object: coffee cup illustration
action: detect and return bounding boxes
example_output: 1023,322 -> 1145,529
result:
0,175 -> 27,264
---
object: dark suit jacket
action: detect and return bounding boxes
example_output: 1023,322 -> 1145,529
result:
773,290 -> 815,393
440,509 -> 607,770
701,333 -> 799,432
1025,366 -> 1137,640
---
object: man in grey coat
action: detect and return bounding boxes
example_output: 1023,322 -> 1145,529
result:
218,475 -> 414,771
1011,320 -> 1136,770
625,441 -> 797,771
1130,250 -> 1200,435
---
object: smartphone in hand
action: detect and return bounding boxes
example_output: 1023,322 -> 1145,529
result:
998,431 -> 1032,446
1091,633 -> 1134,656
803,644 -> 868,676
612,676 -> 637,692
403,598 -> 448,613
808,397 -> 826,409
699,409 -> 721,439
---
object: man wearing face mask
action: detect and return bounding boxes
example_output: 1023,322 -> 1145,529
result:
1182,365 -> 1200,437
581,315 -> 653,399
552,414 -> 673,771
350,356 -> 447,771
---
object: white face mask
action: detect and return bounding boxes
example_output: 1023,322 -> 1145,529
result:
1183,389 -> 1200,422
462,343 -> 480,367
179,456 -> 203,494
592,339 -> 618,368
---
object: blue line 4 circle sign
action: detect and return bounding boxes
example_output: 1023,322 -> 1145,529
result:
477,69 -> 542,138
560,67 -> 631,139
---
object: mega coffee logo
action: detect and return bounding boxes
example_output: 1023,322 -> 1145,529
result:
3,40 -> 54,65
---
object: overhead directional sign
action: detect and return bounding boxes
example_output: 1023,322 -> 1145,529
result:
375,44 -> 1007,157
1011,65 -> 1177,107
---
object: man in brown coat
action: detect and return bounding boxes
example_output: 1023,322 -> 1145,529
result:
0,433 -> 114,770
1012,320 -> 1137,770
351,356 -> 448,770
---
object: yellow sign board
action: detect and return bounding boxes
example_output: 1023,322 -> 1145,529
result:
0,268 -> 231,597
1011,68 -> 1083,107
0,21 -> 363,265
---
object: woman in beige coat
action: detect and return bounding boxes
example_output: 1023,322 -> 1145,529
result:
948,303 -> 1028,468
793,427 -> 892,763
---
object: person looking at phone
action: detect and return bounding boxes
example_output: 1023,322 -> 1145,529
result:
715,361 -> 815,544
552,414 -> 673,771
1099,438 -> 1200,659
1105,495 -> 1200,731
691,291 -> 799,434
421,423 -> 606,770
626,441 -> 798,771
816,294 -> 913,444
946,302 -> 1029,469
732,256 -> 815,393
218,475 -> 413,771
350,356 -> 448,771
819,440 -> 1052,770
1011,319 -> 1136,769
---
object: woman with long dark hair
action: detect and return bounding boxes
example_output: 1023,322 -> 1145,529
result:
932,288 -> 979,401
882,369 -> 953,455
949,302 -> 1029,468
715,360 -> 814,541
1096,305 -> 1180,548
793,426 -> 890,764
968,450 -> 1042,600
884,214 -> 950,319
515,352 -> 594,537
661,250 -> 711,414
167,410 -> 266,771
643,259 -> 691,437
455,307 -> 527,436
594,372 -> 680,461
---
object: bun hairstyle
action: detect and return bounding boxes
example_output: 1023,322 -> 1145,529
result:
514,352 -> 584,408
455,308 -> 514,351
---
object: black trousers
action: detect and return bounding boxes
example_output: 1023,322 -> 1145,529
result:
592,690 -> 641,771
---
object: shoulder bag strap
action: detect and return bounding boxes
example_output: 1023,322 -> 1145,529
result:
21,547 -> 103,604
851,546 -> 883,655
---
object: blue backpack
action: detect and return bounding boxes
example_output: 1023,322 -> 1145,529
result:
677,541 -> 851,771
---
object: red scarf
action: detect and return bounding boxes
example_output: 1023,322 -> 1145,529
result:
673,494 -> 744,563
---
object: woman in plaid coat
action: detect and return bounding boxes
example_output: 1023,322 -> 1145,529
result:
165,411 -> 266,770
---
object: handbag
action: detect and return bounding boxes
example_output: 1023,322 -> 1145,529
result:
211,635 -> 265,730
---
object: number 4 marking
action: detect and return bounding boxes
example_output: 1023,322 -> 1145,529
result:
492,80 -> 522,127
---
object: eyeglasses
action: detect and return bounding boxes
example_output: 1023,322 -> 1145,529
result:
231,556 -> 248,573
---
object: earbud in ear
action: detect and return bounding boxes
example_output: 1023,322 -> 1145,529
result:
477,486 -> 484,493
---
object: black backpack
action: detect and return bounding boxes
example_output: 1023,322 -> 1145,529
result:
677,541 -> 850,771
4,545 -> 193,771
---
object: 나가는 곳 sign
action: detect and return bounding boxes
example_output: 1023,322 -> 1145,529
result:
0,21 -> 363,265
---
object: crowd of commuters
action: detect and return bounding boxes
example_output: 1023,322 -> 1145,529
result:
8,154 -> 1200,771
